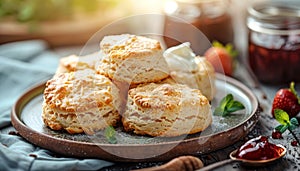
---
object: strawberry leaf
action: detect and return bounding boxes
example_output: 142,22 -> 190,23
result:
212,41 -> 224,48
225,44 -> 238,58
105,126 -> 117,144
214,94 -> 245,117
212,40 -> 238,58
289,82 -> 300,104
274,109 -> 290,126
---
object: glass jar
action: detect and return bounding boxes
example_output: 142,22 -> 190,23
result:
247,1 -> 300,84
163,0 -> 233,54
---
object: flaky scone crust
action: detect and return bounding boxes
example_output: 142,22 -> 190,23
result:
55,52 -> 101,74
43,69 -> 121,134
96,34 -> 169,84
122,83 -> 212,137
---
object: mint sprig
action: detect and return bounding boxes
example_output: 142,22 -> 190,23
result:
274,109 -> 299,132
274,109 -> 299,145
214,94 -> 245,117
105,126 -> 117,144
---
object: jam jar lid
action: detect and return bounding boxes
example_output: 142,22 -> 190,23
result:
247,1 -> 300,35
164,0 -> 229,20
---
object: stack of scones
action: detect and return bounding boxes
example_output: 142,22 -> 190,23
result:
42,34 -> 215,137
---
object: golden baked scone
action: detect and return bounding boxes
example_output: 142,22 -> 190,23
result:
164,43 -> 216,100
96,34 -> 169,84
194,57 -> 216,100
122,82 -> 212,137
168,57 -> 216,101
42,69 -> 121,135
55,51 -> 102,74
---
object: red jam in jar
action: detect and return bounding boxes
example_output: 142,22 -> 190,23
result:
247,1 -> 300,84
236,136 -> 284,160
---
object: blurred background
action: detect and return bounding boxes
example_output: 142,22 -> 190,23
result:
2,0 -> 299,85
1,1 -> 300,171
0,0 -> 259,48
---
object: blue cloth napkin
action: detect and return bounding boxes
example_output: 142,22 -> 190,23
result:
0,40 -> 113,171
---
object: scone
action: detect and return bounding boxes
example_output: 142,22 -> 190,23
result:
122,82 -> 212,137
55,51 -> 102,74
42,69 -> 120,135
164,43 -> 216,100
96,34 -> 169,84
168,57 -> 216,100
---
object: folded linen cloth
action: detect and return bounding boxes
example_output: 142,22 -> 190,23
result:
0,40 -> 113,171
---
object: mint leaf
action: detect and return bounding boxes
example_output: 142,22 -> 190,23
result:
214,106 -> 225,116
289,124 -> 298,131
274,109 -> 290,125
290,117 -> 299,126
222,93 -> 233,107
274,112 -> 299,134
275,124 -> 288,133
214,94 -> 245,117
105,126 -> 117,144
227,101 -> 245,113
274,109 -> 300,146
288,117 -> 299,131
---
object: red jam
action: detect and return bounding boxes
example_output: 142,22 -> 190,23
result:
248,33 -> 300,84
236,136 -> 284,160
247,2 -> 300,84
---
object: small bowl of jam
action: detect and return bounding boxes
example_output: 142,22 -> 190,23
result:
230,136 -> 286,166
247,1 -> 300,84
196,136 -> 286,170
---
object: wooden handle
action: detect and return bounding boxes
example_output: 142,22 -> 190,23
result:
195,159 -> 236,171
132,156 -> 204,171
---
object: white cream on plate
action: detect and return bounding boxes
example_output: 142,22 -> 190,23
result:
163,42 -> 216,100
163,42 -> 198,73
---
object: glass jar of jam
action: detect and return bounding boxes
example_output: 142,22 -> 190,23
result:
163,0 -> 234,54
247,1 -> 300,84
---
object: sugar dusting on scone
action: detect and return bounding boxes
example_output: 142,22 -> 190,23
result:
42,69 -> 121,135
96,34 -> 169,85
122,82 -> 212,137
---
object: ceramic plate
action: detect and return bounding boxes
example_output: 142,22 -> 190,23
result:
11,74 -> 259,162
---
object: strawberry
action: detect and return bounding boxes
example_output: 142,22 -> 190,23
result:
204,41 -> 237,76
271,82 -> 300,118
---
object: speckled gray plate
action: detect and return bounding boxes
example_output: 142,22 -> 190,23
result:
11,74 -> 259,162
